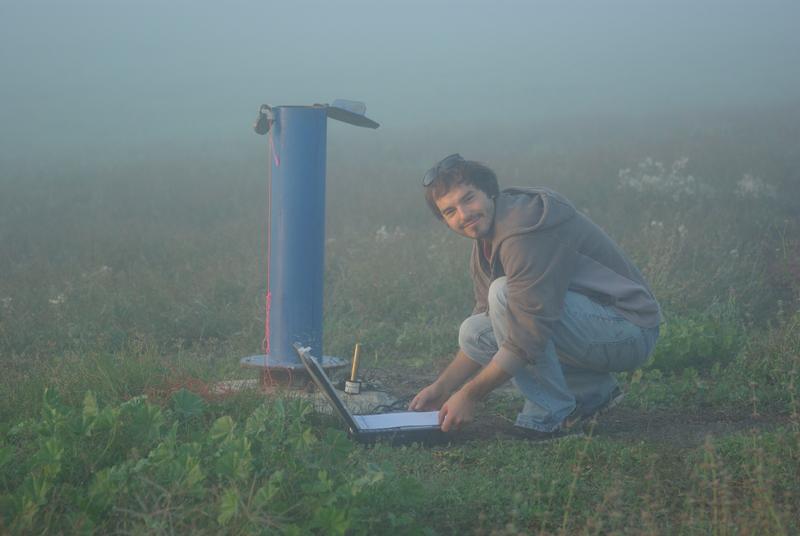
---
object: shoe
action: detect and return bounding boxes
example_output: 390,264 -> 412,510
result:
564,387 -> 625,429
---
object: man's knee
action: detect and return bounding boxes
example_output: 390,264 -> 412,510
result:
458,314 -> 496,363
458,314 -> 487,350
488,276 -> 508,312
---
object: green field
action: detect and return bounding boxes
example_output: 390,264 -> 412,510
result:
1,109 -> 799,534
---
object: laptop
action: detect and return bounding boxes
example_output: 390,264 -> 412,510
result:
294,343 -> 446,445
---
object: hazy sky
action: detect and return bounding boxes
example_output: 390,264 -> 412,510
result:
1,0 -> 798,162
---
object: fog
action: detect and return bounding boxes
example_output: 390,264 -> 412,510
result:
1,0 -> 799,165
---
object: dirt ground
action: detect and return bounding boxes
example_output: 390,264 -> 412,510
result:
358,365 -> 793,448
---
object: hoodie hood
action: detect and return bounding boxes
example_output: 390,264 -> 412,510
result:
490,187 -> 577,251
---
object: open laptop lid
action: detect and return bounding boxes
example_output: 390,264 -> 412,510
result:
294,343 -> 441,439
294,343 -> 361,434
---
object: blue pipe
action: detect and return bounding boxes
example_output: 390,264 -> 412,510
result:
242,101 -> 376,372
268,106 -> 328,362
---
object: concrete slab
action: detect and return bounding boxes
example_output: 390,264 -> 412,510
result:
212,378 -> 400,416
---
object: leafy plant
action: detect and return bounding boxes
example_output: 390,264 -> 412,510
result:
648,303 -> 745,373
0,390 -> 393,534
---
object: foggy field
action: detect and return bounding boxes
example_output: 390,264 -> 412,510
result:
3,0 -> 800,532
2,110 -> 799,533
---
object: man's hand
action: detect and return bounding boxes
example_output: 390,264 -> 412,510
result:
408,350 -> 482,412
438,360 -> 513,432
438,389 -> 478,432
408,383 -> 449,411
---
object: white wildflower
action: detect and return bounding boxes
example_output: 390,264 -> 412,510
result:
375,225 -> 390,242
375,225 -> 405,243
92,265 -> 112,277
671,157 -> 689,174
49,294 -> 66,305
677,224 -> 688,237
618,156 -> 700,201
83,265 -> 113,280
650,220 -> 664,228
734,174 -> 776,199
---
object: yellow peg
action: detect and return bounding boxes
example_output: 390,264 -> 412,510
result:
350,343 -> 361,382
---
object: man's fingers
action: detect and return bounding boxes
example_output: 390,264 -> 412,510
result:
409,386 -> 437,411
439,405 -> 461,432
441,415 -> 460,433
409,390 -> 428,410
409,394 -> 430,411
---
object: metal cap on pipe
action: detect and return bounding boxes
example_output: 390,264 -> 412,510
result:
254,99 -> 379,134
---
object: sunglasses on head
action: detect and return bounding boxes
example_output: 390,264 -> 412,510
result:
422,153 -> 465,186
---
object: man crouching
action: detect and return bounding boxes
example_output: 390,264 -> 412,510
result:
409,154 -> 661,439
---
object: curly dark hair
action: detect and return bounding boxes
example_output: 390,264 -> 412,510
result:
423,159 -> 500,220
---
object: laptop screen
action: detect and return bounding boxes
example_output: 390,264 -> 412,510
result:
294,343 -> 440,432
294,344 -> 361,432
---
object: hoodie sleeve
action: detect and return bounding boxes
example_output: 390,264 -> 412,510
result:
493,229 -> 578,374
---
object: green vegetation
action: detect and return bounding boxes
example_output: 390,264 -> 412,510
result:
2,110 -> 799,533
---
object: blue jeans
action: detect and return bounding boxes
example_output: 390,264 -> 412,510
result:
459,277 -> 659,432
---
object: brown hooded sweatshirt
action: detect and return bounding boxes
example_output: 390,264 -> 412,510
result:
470,187 -> 661,374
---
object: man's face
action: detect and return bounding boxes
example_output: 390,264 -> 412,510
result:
434,183 -> 496,239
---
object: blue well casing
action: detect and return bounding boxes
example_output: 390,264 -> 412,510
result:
241,102 -> 378,371
268,106 -> 328,362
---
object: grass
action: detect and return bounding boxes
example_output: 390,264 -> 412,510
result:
357,426 -> 800,534
2,107 -> 800,533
